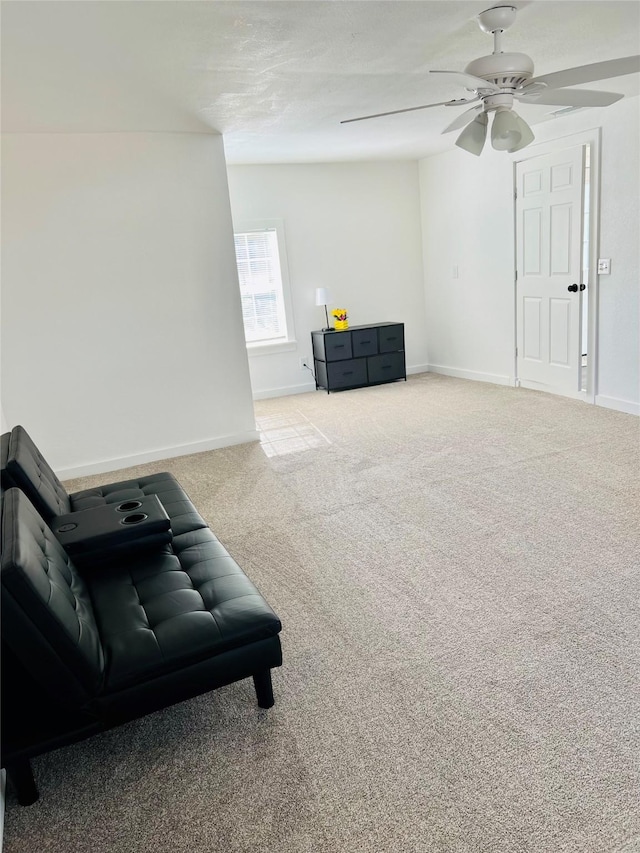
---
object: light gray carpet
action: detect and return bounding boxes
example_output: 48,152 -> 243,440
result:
4,374 -> 640,853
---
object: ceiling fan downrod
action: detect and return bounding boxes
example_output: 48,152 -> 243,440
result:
477,5 -> 517,54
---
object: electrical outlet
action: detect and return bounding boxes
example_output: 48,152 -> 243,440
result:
299,357 -> 308,370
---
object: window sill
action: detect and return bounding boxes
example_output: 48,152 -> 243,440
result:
246,340 -> 298,358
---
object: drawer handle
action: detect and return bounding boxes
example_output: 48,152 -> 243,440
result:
334,344 -> 345,349
343,370 -> 353,376
360,340 -> 371,344
386,336 -> 397,341
382,365 -> 391,370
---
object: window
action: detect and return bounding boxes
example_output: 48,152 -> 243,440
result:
233,220 -> 295,349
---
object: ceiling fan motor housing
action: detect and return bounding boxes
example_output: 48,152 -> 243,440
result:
465,52 -> 534,90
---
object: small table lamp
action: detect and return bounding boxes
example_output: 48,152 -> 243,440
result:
315,287 -> 334,331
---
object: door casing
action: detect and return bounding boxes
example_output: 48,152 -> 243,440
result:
512,128 -> 601,403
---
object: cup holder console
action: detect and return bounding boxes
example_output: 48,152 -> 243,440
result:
52,494 -> 171,564
120,512 -> 148,525
116,500 -> 143,512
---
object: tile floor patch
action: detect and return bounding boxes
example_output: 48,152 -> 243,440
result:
256,410 -> 331,457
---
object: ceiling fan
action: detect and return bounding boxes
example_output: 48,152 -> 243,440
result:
341,5 -> 640,155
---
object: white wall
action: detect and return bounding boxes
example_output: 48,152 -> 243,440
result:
419,146 -> 516,386
227,162 -> 428,398
593,98 -> 640,410
419,97 -> 640,411
1,132 -> 257,476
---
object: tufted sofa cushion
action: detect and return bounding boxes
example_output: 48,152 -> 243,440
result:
1,432 -> 10,477
1,489 -> 105,705
5,426 -> 72,519
2,426 -> 208,536
2,488 -> 282,703
88,526 -> 281,691
70,474 -> 208,537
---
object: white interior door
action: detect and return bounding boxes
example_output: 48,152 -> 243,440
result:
516,145 -> 585,396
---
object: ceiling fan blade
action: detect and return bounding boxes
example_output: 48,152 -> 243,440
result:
429,71 -> 500,92
518,89 -> 624,108
340,99 -> 475,125
442,105 -> 483,134
430,70 -> 500,93
527,55 -> 640,90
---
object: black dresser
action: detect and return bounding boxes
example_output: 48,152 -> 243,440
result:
311,322 -> 406,393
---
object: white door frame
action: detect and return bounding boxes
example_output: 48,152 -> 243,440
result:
511,127 -> 601,403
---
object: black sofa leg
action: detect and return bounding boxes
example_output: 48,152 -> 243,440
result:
253,668 -> 275,708
6,759 -> 39,806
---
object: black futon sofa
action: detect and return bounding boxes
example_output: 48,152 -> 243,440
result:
1,426 -> 282,805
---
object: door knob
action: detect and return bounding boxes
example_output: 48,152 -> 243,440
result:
568,284 -> 578,292
580,284 -> 586,291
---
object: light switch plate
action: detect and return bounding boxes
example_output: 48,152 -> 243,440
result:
598,258 -> 611,274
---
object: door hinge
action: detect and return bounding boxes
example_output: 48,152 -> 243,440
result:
515,347 -> 518,357
514,187 -> 517,200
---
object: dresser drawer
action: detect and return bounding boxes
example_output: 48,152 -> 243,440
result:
351,328 -> 378,357
324,332 -> 353,361
367,351 -> 406,384
327,358 -> 367,389
378,324 -> 404,353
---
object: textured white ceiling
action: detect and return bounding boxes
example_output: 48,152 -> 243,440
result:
2,0 -> 639,163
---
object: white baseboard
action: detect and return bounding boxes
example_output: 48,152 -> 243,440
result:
57,430 -> 260,480
595,395 -> 640,416
252,366 -> 430,400
427,364 -> 513,387
518,379 -> 586,401
252,381 -> 316,401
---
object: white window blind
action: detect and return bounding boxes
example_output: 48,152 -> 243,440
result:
234,228 -> 288,344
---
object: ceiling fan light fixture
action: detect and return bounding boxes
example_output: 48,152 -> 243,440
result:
491,107 -> 521,150
455,111 -> 488,156
507,112 -> 535,152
